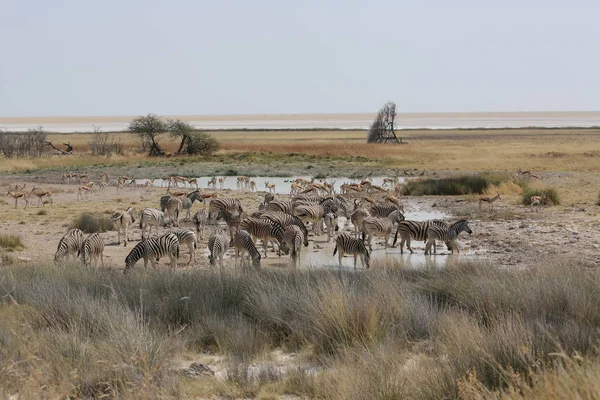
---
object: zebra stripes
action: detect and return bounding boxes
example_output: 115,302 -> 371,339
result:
193,210 -> 208,240
140,208 -> 165,239
111,206 -> 135,246
350,208 -> 369,238
361,211 -> 404,251
369,204 -> 405,218
209,198 -> 244,219
171,228 -> 197,263
333,233 -> 370,269
265,200 -> 294,214
54,228 -> 84,262
392,220 -> 449,254
284,225 -> 304,267
232,230 -> 261,270
239,217 -> 290,257
259,211 -> 309,247
164,197 -> 182,227
293,203 -> 335,235
424,219 -> 473,255
124,232 -> 179,272
324,212 -> 338,243
79,233 -> 105,267
208,228 -> 230,267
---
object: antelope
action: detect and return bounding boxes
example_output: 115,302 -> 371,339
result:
362,197 -> 377,206
76,173 -> 89,184
61,172 -> 73,184
249,180 -> 257,192
384,195 -> 401,207
6,190 -> 29,209
368,184 -> 388,194
208,177 -> 217,189
28,187 -> 53,207
218,177 -> 226,190
265,182 -> 276,193
531,192 -> 547,212
77,182 -> 94,201
188,178 -> 198,189
479,192 -> 501,211
166,187 -> 188,197
290,182 -> 301,195
98,173 -> 110,183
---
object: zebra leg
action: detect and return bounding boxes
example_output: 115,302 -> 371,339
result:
353,254 -> 358,269
424,239 -> 434,255
169,253 -> 177,269
384,233 -> 390,250
187,242 -> 194,264
338,249 -> 343,267
100,253 -> 104,268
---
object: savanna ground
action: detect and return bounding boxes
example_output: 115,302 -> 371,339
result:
1,127 -> 600,398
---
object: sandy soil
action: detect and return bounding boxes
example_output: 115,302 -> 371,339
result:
2,173 -> 600,271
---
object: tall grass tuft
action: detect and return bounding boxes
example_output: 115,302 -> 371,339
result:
0,234 -> 24,251
521,187 -> 560,205
402,175 -> 503,196
71,213 -> 114,233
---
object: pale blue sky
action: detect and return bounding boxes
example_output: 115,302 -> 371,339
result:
1,0 -> 599,116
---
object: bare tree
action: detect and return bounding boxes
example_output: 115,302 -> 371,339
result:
367,101 -> 402,143
0,128 -> 47,158
88,126 -> 123,156
128,114 -> 168,156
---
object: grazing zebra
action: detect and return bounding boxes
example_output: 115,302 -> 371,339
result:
361,211 -> 405,251
232,229 -> 261,270
424,219 -> 473,255
208,198 -> 244,220
124,232 -> 179,273
333,233 -> 370,269
479,192 -> 501,211
324,212 -> 338,243
531,192 -> 547,212
111,206 -> 136,246
164,196 -> 182,227
6,190 -> 29,209
350,208 -> 369,238
166,190 -> 203,222
54,228 -> 84,262
284,225 -> 304,267
392,220 -> 450,254
264,192 -> 275,204
218,209 -> 245,244
193,210 -> 209,240
370,204 -> 405,218
239,217 -> 289,257
79,233 -> 105,267
260,211 -> 309,247
140,208 -> 165,239
265,200 -> 294,214
171,228 -> 197,263
265,182 -> 276,193
293,202 -> 336,235
208,228 -> 230,267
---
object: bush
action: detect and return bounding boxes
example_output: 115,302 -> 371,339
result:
88,131 -> 124,156
0,234 -> 24,251
72,213 -> 114,233
0,128 -> 47,158
402,175 -> 500,196
185,131 -> 219,155
521,187 -> 560,205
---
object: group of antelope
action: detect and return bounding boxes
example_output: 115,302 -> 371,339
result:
6,184 -> 53,209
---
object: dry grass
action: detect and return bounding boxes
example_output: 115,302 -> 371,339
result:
0,234 -> 24,251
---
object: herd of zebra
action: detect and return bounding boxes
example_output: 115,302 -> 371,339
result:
52,176 -> 474,271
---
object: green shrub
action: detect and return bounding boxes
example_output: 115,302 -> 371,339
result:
0,234 -> 24,251
521,187 -> 560,205
72,213 -> 114,233
186,131 -> 220,155
402,175 -> 500,196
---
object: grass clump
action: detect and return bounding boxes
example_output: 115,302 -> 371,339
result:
0,234 -> 24,251
402,175 -> 503,196
521,187 -> 560,205
71,213 -> 114,233
36,209 -> 48,216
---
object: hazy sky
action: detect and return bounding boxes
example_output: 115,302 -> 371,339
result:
1,1 -> 599,116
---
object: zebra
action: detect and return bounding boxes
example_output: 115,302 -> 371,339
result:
158,196 -> 182,227
54,228 -> 84,263
333,233 -> 370,269
392,220 -> 450,254
264,192 -> 275,204
369,204 -> 405,218
293,202 -> 336,235
361,210 -> 405,251
193,210 -> 209,240
208,228 -> 230,267
111,206 -> 136,246
124,232 -> 180,273
239,217 -> 289,257
171,228 -> 198,263
324,212 -> 338,243
79,233 -> 105,267
265,200 -> 294,214
350,208 -> 369,238
232,229 -> 261,270
218,209 -> 245,244
208,198 -> 244,220
284,225 -> 304,267
424,219 -> 473,255
259,211 -> 309,247
140,208 -> 165,239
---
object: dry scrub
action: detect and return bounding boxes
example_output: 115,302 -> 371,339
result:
0,259 -> 599,398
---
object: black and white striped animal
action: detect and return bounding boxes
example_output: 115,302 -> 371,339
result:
232,229 -> 261,270
111,206 -> 136,246
163,196 -> 182,227
265,200 -> 294,214
361,210 -> 405,251
79,233 -> 105,267
208,198 -> 244,220
333,233 -> 370,269
124,232 -> 180,273
324,212 -> 338,243
283,225 -> 304,267
239,217 -> 289,257
218,209 -> 245,244
424,219 -> 473,255
182,191 -> 204,221
193,210 -> 209,240
259,211 -> 309,247
393,220 -> 450,254
208,228 -> 230,268
171,228 -> 197,263
369,204 -> 405,218
350,208 -> 369,238
293,202 -> 336,235
54,228 -> 84,262
140,208 -> 165,239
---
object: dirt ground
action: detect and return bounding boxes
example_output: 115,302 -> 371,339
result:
2,170 -> 600,271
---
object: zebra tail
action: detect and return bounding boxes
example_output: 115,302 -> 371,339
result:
392,227 -> 399,246
333,244 -> 338,256
139,218 -> 143,230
